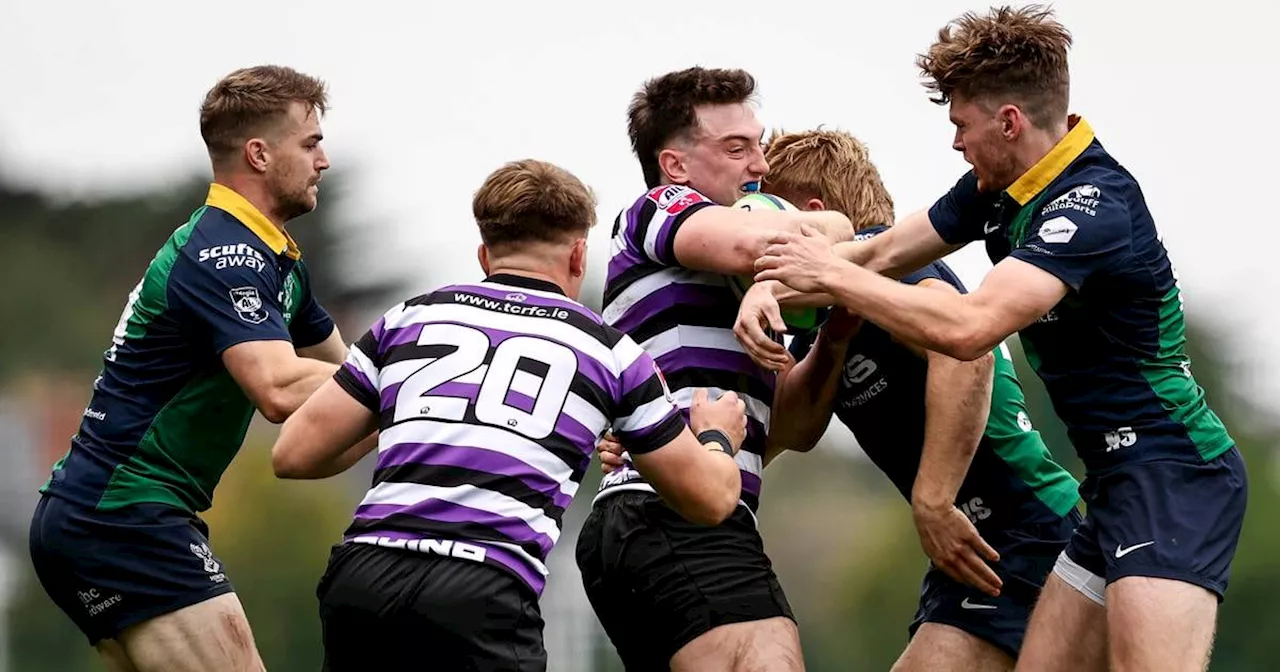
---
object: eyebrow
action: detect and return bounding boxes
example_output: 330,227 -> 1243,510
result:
716,131 -> 763,145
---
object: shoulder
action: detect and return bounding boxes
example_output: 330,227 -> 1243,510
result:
624,185 -> 716,222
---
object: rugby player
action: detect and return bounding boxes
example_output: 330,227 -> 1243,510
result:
755,129 -> 1081,670
28,65 -> 347,671
269,159 -> 751,672
744,7 -> 1247,671
574,67 -> 855,672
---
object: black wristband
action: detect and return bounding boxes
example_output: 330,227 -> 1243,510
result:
697,429 -> 736,457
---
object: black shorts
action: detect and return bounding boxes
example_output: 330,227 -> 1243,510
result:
1064,448 -> 1248,600
27,493 -> 235,645
317,541 -> 547,672
909,510 -> 1082,659
575,492 -> 794,671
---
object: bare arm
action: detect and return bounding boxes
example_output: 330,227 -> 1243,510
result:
832,208 -> 963,279
764,311 -> 862,465
272,378 -> 380,479
296,326 -> 347,364
630,389 -> 746,526
222,340 -> 340,423
673,206 -> 854,275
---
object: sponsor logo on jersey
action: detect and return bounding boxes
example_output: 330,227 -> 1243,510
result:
197,243 -> 268,272
229,286 -> 270,324
1104,427 -> 1138,452
1036,216 -> 1079,244
351,535 -> 488,562
653,362 -> 675,402
1040,184 -> 1100,218
646,185 -> 707,216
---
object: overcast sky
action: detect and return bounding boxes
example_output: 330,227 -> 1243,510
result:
4,0 -> 1277,414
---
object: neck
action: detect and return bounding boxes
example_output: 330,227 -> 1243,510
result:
1010,118 -> 1071,181
486,258 -> 570,294
212,170 -> 288,231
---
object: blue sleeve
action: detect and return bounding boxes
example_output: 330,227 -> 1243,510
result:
900,260 -> 968,292
168,248 -> 291,355
288,263 -> 335,348
928,171 -> 990,246
1009,181 -> 1131,291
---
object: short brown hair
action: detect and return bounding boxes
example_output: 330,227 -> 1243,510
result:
916,5 -> 1072,128
763,129 -> 894,232
628,67 -> 757,188
199,65 -> 329,162
473,159 -> 597,251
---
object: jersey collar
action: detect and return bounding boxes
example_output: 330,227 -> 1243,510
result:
205,183 -> 301,260
1006,115 -> 1094,206
486,273 -> 568,296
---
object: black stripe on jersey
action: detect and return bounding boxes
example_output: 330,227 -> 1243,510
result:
383,342 -> 459,368
629,199 -> 659,257
333,366 -> 379,413
664,367 -> 773,408
625,300 -> 743,345
372,463 -> 566,525
603,261 -> 669,308
569,373 -> 615,426
617,377 -> 671,419
344,514 -> 544,560
354,329 -> 384,370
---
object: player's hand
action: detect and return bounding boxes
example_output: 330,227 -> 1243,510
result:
754,223 -> 844,294
596,432 -> 627,473
689,388 -> 748,452
912,501 -> 1003,597
733,281 -> 793,372
820,306 -> 864,344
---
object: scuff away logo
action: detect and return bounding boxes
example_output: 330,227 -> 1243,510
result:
198,244 -> 267,272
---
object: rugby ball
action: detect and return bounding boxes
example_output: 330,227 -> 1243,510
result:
731,193 -> 820,331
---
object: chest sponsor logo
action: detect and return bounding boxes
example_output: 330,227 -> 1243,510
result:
197,243 -> 268,272
960,497 -> 992,524
1104,427 -> 1138,452
229,286 -> 270,324
1041,184 -> 1101,218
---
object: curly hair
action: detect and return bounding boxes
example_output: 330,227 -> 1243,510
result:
628,67 -> 758,187
916,5 -> 1072,128
763,128 -> 894,232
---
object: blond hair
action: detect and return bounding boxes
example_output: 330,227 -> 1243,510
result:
199,65 -> 329,163
473,159 -> 598,251
763,128 -> 894,231
916,4 -> 1072,128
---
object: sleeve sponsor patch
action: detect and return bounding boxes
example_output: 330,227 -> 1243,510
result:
229,286 -> 270,324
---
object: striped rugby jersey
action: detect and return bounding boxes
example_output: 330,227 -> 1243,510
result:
596,185 -> 774,511
333,274 -> 686,596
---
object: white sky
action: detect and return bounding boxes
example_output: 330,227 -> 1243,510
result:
3,0 -> 1278,412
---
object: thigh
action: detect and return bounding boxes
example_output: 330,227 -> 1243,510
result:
671,617 -> 803,672
893,623 -> 1012,672
118,592 -> 263,672
909,566 -> 1037,662
28,496 -> 236,646
1015,571 -> 1107,672
94,640 -> 140,672
1106,576 -> 1217,672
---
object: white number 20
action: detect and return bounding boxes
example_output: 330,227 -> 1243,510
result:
393,325 -> 577,440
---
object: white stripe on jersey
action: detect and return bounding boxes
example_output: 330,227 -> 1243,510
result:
562,392 -> 608,440
611,335 -> 649,372
396,303 -> 618,376
359,480 -> 563,542
641,325 -> 748,360
669,385 -> 771,429
347,344 -> 379,384
379,421 -> 582,501
639,202 -> 674,262
615,396 -> 681,436
601,266 -> 722,323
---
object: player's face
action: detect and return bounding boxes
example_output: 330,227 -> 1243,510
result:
949,94 -> 1018,193
681,103 -> 769,205
267,102 -> 329,221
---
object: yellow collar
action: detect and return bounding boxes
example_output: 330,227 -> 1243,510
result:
1006,115 -> 1095,206
204,183 -> 301,259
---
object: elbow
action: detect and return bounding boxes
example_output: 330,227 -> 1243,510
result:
271,444 -> 308,479
930,322 -> 998,363
256,391 -> 293,424
689,470 -> 743,526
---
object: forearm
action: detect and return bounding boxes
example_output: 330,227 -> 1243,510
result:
912,352 -> 994,508
286,432 -> 379,479
767,333 -> 845,456
269,358 -> 341,421
819,260 -> 988,360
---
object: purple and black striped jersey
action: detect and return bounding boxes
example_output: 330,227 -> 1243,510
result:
331,274 -> 685,596
596,185 -> 773,511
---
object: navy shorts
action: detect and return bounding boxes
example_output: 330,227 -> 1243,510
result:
909,510 -> 1082,659
28,494 -> 235,644
576,492 -> 794,671
1063,447 -> 1248,600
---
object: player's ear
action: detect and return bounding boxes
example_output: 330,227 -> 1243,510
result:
997,104 -> 1022,140
569,238 -> 588,278
658,148 -> 688,185
804,197 -> 825,212
244,138 -> 270,173
477,244 -> 491,275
